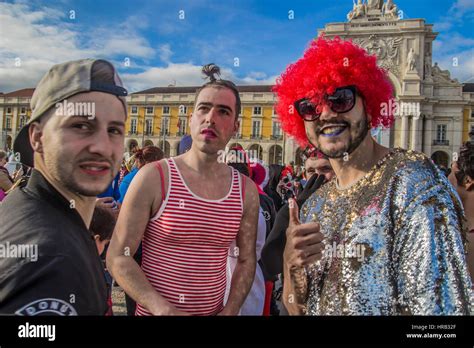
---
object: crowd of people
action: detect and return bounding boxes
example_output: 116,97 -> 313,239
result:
0,37 -> 472,316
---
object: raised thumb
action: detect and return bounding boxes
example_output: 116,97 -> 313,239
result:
288,198 -> 300,226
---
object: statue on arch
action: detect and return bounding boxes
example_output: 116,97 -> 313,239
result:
406,48 -> 417,73
347,0 -> 367,21
382,0 -> 399,19
424,54 -> 432,80
367,0 -> 383,10
432,62 -> 458,83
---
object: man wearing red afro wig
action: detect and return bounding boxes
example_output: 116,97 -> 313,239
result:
276,37 -> 472,315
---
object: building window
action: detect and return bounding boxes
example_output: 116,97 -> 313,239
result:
6,117 -> 12,130
20,107 -> 26,115
436,124 -> 447,141
272,121 -> 281,138
131,106 -> 138,114
145,106 -> 154,115
252,120 -> 261,138
19,116 -> 27,129
130,119 -> 137,134
6,107 -> 12,114
163,106 -> 170,115
253,106 -> 262,115
179,105 -> 188,115
161,118 -> 169,135
145,119 -> 153,135
433,124 -> 449,145
470,125 -> 474,140
178,118 -> 187,135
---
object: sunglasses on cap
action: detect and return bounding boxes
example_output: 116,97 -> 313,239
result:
294,85 -> 358,122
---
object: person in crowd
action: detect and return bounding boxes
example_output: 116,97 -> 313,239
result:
448,141 -> 474,289
107,64 -> 259,316
0,59 -> 127,315
178,134 -> 193,155
96,171 -> 122,216
90,206 -> 116,256
0,150 -> 14,201
261,146 -> 332,315
275,36 -> 471,315
225,150 -> 269,315
277,165 -> 296,203
301,146 -> 335,185
118,146 -> 164,205
90,205 -> 117,316
265,164 -> 285,212
119,145 -> 164,316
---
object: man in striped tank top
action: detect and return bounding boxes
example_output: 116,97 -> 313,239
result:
107,64 -> 260,315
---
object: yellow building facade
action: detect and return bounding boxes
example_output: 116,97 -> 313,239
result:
124,85 -> 285,164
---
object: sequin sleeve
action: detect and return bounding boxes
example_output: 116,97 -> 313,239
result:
393,170 -> 472,315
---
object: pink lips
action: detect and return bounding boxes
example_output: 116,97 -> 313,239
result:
201,128 -> 217,139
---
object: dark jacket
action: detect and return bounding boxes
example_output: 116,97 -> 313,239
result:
0,170 -> 108,315
261,174 -> 326,277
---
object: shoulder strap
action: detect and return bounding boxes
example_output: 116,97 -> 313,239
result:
155,161 -> 166,202
241,173 -> 246,202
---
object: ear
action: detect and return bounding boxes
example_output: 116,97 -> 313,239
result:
29,122 -> 44,154
94,235 -> 101,242
465,176 -> 474,191
233,118 -> 240,134
361,98 -> 372,125
366,112 -> 372,128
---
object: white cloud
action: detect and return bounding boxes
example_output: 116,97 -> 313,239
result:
158,44 -> 173,63
0,2 -> 154,92
121,63 -> 204,92
430,0 -> 474,83
432,31 -> 474,82
434,48 -> 474,83
434,0 -> 474,31
121,62 -> 276,93
433,33 -> 474,55
100,36 -> 154,58
450,0 -> 474,19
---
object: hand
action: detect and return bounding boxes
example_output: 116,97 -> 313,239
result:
284,198 -> 324,269
96,197 -> 117,209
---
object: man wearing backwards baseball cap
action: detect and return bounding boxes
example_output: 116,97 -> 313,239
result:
275,37 -> 471,315
0,59 -> 127,315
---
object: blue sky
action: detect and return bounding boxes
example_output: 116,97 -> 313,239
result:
0,0 -> 473,93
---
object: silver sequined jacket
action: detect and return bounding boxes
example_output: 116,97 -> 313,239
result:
301,148 -> 472,315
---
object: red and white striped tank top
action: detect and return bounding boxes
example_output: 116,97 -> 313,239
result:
136,158 -> 244,316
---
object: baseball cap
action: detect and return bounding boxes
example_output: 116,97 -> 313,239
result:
13,59 -> 128,168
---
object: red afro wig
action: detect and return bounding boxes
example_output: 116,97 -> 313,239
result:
273,36 -> 394,147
